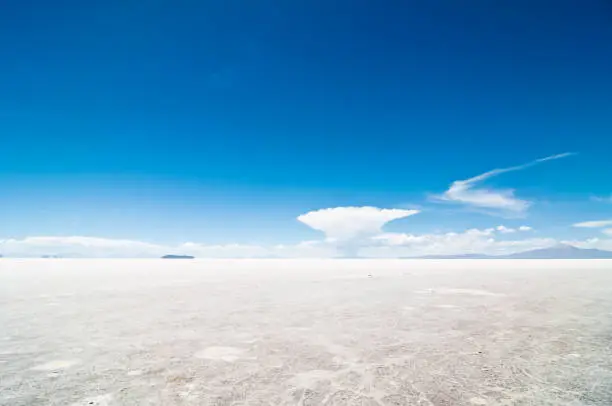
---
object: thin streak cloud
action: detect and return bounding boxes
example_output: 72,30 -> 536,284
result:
434,153 -> 575,214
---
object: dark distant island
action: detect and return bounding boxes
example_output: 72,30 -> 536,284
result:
161,254 -> 195,259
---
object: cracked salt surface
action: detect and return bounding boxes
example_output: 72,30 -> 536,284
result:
2,259 -> 612,405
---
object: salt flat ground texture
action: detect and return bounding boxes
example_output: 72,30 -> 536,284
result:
1,259 -> 612,406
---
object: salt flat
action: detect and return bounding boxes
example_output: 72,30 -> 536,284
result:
1,259 -> 612,405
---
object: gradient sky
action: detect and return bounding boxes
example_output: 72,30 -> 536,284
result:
1,1 -> 611,256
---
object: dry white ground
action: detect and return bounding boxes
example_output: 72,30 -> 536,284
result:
1,259 -> 612,405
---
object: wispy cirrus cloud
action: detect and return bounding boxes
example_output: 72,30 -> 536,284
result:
572,220 -> 612,238
433,152 -> 575,214
591,195 -> 612,203
573,220 -> 612,228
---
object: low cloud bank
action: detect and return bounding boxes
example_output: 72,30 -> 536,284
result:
3,224 -> 599,259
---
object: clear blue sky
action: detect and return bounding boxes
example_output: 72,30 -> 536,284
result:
1,1 -> 611,250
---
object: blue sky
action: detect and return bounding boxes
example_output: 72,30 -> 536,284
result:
1,1 -> 611,257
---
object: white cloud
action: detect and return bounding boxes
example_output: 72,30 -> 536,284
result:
368,225 -> 550,257
366,228 -> 556,257
0,236 -> 338,259
495,225 -> 532,233
2,232 -> 609,259
0,213 -> 602,259
603,229 -> 612,237
572,220 -> 612,228
496,225 -> 516,233
296,206 -> 420,257
272,240 -> 339,258
434,153 -> 575,214
177,242 -> 271,258
0,236 -> 165,258
179,241 -> 338,258
0,236 -> 278,259
296,206 -> 419,240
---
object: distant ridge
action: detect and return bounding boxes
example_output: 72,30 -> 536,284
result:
411,244 -> 612,259
161,255 -> 195,259
414,253 -> 493,259
504,244 -> 612,259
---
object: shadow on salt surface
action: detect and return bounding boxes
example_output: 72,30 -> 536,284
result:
435,304 -> 460,309
70,394 -> 113,406
414,288 -> 504,297
30,359 -> 80,371
289,369 -> 338,387
194,346 -> 246,362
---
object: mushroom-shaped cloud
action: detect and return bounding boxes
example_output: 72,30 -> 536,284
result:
297,206 -> 419,241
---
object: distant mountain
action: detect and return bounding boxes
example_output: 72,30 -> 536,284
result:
412,253 -> 493,259
413,244 -> 612,259
503,244 -> 612,259
161,254 -> 195,259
